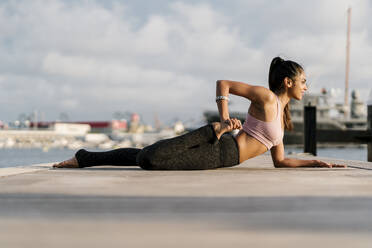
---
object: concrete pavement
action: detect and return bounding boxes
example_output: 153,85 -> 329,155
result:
1,154 -> 372,248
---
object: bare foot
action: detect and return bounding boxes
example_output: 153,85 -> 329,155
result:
53,157 -> 79,168
212,122 -> 231,140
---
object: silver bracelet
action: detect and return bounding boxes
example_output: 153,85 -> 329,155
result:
216,96 -> 229,102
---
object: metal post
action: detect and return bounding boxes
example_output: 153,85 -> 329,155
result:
368,104 -> 372,162
344,7 -> 351,119
304,105 -> 317,156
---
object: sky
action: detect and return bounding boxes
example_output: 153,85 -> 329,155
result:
0,0 -> 371,126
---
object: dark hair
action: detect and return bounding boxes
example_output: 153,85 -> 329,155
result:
268,57 -> 304,131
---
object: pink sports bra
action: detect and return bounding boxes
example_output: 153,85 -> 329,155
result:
242,95 -> 284,150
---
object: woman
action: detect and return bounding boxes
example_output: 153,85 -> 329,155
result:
54,57 -> 346,169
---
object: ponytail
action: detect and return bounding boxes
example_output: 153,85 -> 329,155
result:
283,104 -> 293,131
268,56 -> 303,131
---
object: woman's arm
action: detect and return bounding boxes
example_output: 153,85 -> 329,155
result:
216,80 -> 231,121
270,142 -> 347,168
216,80 -> 275,121
216,80 -> 274,103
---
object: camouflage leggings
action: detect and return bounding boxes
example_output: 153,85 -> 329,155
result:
75,124 -> 240,170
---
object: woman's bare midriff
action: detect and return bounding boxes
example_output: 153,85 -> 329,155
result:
235,129 -> 268,163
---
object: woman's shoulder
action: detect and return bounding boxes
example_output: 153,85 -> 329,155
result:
253,87 -> 277,105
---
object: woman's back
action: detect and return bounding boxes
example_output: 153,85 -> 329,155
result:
235,92 -> 283,162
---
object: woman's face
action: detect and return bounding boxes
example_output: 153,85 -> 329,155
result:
288,71 -> 308,100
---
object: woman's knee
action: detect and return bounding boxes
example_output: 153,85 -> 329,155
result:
136,146 -> 159,170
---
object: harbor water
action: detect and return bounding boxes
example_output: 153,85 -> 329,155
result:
0,146 -> 368,168
286,145 -> 367,162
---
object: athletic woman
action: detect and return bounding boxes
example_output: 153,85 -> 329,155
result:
53,57 -> 346,169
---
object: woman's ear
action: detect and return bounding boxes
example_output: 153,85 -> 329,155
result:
284,77 -> 293,88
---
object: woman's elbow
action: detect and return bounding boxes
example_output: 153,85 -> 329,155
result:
273,161 -> 283,168
217,79 -> 230,85
216,80 -> 224,86
273,159 -> 287,168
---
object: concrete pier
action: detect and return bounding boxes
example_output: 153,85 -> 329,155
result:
1,155 -> 372,248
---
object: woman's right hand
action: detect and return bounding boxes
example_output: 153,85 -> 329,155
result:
213,118 -> 242,140
221,118 -> 242,132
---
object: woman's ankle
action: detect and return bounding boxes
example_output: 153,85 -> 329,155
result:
211,122 -> 223,140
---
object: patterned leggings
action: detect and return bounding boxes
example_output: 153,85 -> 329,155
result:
75,124 -> 240,170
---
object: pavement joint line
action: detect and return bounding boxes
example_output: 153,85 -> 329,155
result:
0,163 -> 52,178
347,165 -> 372,171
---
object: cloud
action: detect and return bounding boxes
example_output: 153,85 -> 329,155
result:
0,0 -> 371,124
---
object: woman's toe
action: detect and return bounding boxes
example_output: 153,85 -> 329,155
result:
53,158 -> 79,168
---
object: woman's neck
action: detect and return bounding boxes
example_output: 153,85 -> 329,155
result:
276,93 -> 291,108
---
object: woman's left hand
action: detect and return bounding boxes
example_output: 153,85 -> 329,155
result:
312,160 -> 347,168
228,118 -> 242,130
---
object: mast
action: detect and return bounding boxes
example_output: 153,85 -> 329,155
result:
344,7 -> 351,119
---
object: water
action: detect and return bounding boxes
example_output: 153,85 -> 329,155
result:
0,146 -> 368,168
0,148 -> 78,168
286,146 -> 367,162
